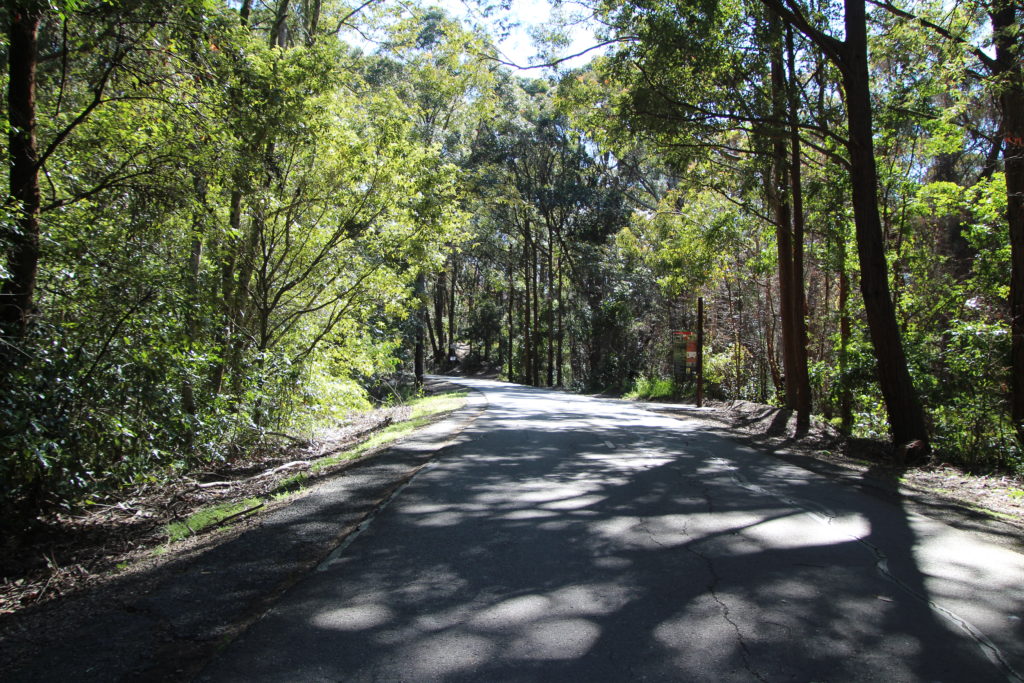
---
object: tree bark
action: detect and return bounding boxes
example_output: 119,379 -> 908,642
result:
991,1 -> 1024,445
271,0 -> 291,48
786,25 -> 812,431
522,224 -> 533,383
434,269 -> 446,366
840,0 -> 929,456
414,272 -> 426,387
507,260 -> 516,381
2,7 -> 42,337
768,16 -> 799,412
536,232 -> 544,387
757,0 -> 930,456
556,255 -> 564,387
447,258 -> 458,366
546,226 -> 555,387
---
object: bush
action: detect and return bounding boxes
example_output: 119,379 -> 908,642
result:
625,376 -> 677,400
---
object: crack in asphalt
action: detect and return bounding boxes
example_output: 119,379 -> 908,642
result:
855,535 -> 1024,683
662,480 -> 770,683
718,461 -> 1023,683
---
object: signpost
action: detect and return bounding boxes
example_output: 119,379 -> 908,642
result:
671,297 -> 705,406
696,297 -> 704,407
672,331 -> 697,376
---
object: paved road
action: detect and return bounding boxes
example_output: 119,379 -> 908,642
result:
200,379 -> 1024,682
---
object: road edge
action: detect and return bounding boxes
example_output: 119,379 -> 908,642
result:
2,384 -> 489,683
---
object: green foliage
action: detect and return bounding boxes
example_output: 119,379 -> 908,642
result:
311,390 -> 467,470
625,376 -> 676,400
618,188 -> 745,296
0,0 -> 478,522
4,0 -> 1023,527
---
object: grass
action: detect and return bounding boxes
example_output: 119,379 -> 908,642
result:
625,377 -> 676,401
312,391 -> 468,472
270,471 -> 309,499
164,497 -> 263,543
160,390 -> 469,545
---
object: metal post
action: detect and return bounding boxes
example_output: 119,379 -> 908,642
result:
696,297 -> 704,407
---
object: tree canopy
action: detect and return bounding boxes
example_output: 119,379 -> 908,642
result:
2,0 -> 1021,524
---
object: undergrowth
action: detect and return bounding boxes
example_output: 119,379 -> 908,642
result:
625,377 -> 676,400
160,390 -> 468,544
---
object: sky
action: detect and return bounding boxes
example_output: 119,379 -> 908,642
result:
432,0 -> 602,71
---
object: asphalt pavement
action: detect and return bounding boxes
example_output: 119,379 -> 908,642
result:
199,378 -> 1024,682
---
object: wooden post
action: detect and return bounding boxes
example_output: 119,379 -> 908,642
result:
696,297 -> 704,407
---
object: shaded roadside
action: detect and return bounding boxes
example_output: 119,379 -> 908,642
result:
198,377 -> 1024,681
0,380 -> 486,682
640,399 -> 1024,554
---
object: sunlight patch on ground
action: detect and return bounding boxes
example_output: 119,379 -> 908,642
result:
510,618 -> 600,660
311,604 -> 395,631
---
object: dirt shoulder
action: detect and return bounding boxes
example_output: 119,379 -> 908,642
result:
0,380 -> 482,682
639,398 -> 1024,548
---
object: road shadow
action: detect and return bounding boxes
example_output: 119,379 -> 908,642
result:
198,381 -> 1024,682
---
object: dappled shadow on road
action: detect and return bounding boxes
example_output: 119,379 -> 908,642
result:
200,381 -> 1024,682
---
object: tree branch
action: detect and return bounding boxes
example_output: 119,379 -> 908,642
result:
866,0 -> 997,72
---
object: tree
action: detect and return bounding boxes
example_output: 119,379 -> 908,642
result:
589,0 -> 930,454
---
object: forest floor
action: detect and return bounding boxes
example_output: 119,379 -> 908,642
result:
639,397 -> 1024,535
0,383 -> 468,620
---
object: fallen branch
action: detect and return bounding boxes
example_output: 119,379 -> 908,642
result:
195,460 -> 312,489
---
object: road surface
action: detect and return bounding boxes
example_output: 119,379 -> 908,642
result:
200,378 -> 1024,681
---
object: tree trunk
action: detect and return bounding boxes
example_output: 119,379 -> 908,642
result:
522,227 -> 533,383
448,259 -> 458,365
414,272 -> 426,387
536,232 -> 544,387
304,0 -> 322,45
787,25 -> 812,431
182,233 -> 203,419
841,0 -> 929,457
557,255 -> 564,387
765,278 -> 783,395
271,0 -> 291,48
209,190 -> 244,396
434,269 -> 446,366
507,260 -> 516,381
839,235 -> 852,433
768,21 -> 799,411
991,1 -> 1024,446
546,228 -> 555,387
2,7 -> 41,338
